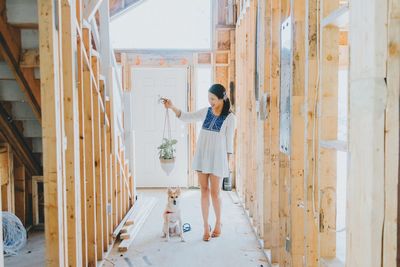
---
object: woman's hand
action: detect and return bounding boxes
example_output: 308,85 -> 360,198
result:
161,98 -> 181,117
162,98 -> 174,109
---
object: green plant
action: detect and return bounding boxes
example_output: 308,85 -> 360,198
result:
157,138 -> 178,160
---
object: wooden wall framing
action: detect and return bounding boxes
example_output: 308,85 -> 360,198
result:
37,0 -> 135,266
232,0 -> 399,266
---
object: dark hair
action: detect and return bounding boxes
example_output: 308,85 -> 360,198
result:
208,84 -> 231,117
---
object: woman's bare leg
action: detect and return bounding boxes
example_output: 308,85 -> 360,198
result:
210,175 -> 222,234
198,172 -> 210,236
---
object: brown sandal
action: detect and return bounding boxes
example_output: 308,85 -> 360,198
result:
211,230 -> 221,238
211,224 -> 222,238
203,232 -> 211,241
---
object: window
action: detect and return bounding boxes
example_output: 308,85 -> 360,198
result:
110,0 -> 212,50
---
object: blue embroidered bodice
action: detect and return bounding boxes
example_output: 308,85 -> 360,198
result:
202,108 -> 227,132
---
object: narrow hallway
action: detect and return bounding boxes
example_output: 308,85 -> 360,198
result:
105,189 -> 268,267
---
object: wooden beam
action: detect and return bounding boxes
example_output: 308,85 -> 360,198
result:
383,0 -> 400,265
319,0 -> 339,258
20,48 -> 40,68
290,0 -> 306,264
77,24 -> 88,267
105,99 -> 113,244
82,26 -> 98,265
61,0 -> 83,265
92,52 -> 104,261
270,0 -> 281,262
0,103 -> 41,175
260,0 -> 273,252
304,0 -> 319,265
39,0 -> 68,265
31,175 -> 43,226
0,3 -> 41,122
100,80 -> 109,251
346,0 -> 388,266
0,144 -> 14,212
14,159 -> 26,225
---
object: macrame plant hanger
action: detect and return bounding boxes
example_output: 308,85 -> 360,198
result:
162,108 -> 172,142
159,107 -> 175,176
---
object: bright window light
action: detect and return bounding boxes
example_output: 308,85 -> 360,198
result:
110,0 -> 212,50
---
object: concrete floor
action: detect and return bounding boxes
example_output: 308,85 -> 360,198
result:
4,229 -> 45,267
104,189 -> 269,267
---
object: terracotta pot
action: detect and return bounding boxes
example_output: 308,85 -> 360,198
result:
159,158 -> 175,176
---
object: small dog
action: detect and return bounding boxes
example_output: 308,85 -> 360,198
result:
162,187 -> 185,242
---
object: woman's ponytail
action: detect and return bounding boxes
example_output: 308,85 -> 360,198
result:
221,94 -> 231,117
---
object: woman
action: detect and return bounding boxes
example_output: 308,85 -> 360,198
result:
163,83 -> 235,241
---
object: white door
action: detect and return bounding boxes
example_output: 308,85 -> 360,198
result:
132,68 -> 188,187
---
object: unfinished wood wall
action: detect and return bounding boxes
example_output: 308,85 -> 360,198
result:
38,0 -> 135,266
233,0 -> 399,266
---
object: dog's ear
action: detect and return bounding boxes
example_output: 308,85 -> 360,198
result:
176,187 -> 181,194
167,187 -> 172,194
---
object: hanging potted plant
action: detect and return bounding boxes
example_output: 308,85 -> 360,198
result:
158,138 -> 177,175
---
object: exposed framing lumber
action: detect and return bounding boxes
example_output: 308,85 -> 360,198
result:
77,19 -> 88,267
105,93 -> 114,244
39,0 -> 68,265
289,0 -> 306,265
0,103 -> 41,175
346,0 -> 388,265
20,48 -> 40,68
32,175 -> 43,226
0,1 -> 41,122
100,80 -> 110,251
0,143 -> 14,212
383,0 -> 400,265
262,0 -> 272,249
269,0 -> 281,262
304,0 -> 319,265
91,52 -> 104,261
61,0 -> 83,265
118,198 -> 157,252
82,26 -> 98,265
14,159 -> 26,225
319,0 -> 339,258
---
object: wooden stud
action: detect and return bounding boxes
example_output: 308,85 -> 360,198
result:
92,52 -> 104,260
304,0 -> 319,265
346,0 -> 389,266
14,159 -> 26,225
20,49 -> 40,68
0,144 -> 14,212
279,152 -> 290,265
290,0 -> 306,265
269,0 -> 282,263
100,80 -> 109,251
77,16 -> 88,267
39,0 -> 68,265
383,0 -> 400,265
319,0 -> 339,258
82,26 -> 98,265
105,98 -> 114,243
262,0 -> 273,249
31,175 -> 43,226
62,1 -> 83,265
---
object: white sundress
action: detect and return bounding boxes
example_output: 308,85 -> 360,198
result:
177,107 -> 236,178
